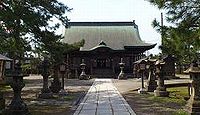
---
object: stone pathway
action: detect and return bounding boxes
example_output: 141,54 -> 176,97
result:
74,79 -> 136,115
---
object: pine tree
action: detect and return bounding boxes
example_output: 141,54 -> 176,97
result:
148,0 -> 200,63
0,0 -> 71,59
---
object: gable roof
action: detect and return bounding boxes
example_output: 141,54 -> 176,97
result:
0,54 -> 12,61
63,21 -> 156,51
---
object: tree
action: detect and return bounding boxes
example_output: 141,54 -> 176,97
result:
39,30 -> 84,66
0,0 -> 71,59
148,0 -> 199,29
148,0 -> 200,63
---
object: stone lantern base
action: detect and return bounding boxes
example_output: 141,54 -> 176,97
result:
59,89 -> 68,97
79,74 -> 89,80
6,102 -> 29,115
145,81 -> 158,92
38,93 -> 53,99
38,89 -> 53,99
49,79 -> 61,93
138,88 -> 147,94
187,98 -> 200,115
0,92 -> 5,114
154,87 -> 169,97
118,72 -> 127,80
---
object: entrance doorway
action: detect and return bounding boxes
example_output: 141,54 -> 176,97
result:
97,59 -> 106,68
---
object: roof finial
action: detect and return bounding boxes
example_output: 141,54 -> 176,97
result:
99,40 -> 107,46
132,20 -> 138,29
133,20 -> 135,24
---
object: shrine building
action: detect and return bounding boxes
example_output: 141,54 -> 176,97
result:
63,21 -> 156,78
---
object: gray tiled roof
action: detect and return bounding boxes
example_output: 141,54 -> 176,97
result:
63,21 -> 155,51
0,54 -> 12,61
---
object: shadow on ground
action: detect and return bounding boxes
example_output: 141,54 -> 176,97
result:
123,91 -> 189,115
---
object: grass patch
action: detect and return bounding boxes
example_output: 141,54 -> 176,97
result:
147,87 -> 188,106
0,84 -> 11,92
62,95 -> 75,101
172,109 -> 189,115
167,87 -> 189,100
28,94 -> 75,115
148,96 -> 186,106
29,105 -> 70,115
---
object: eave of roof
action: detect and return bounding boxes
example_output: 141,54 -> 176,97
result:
0,54 -> 12,61
124,43 -> 157,50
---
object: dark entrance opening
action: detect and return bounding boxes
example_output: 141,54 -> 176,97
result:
97,59 -> 106,68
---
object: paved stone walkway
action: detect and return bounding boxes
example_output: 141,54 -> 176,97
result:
74,79 -> 136,115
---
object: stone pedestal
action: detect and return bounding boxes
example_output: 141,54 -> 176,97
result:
59,89 -> 68,96
138,88 -> 147,94
38,59 -> 53,99
59,71 -> 67,96
79,59 -> 89,80
118,68 -> 126,79
154,88 -> 169,97
145,62 -> 157,92
118,58 -> 126,80
79,70 -> 88,80
49,76 -> 61,93
154,60 -> 169,97
186,61 -> 200,114
146,81 -> 157,92
7,63 -> 29,115
0,91 -> 5,114
39,85 -> 53,99
138,71 -> 147,94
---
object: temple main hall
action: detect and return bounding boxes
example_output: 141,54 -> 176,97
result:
63,21 -> 156,78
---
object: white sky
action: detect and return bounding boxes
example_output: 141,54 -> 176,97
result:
58,0 -> 167,54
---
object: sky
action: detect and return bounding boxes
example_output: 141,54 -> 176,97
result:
58,0 -> 167,54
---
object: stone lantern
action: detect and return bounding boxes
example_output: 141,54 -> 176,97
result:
0,54 -> 12,113
187,61 -> 200,114
38,58 -> 53,99
7,62 -> 29,115
154,59 -> 169,97
138,59 -> 147,94
59,62 -> 68,96
118,58 -> 126,79
79,59 -> 88,80
145,59 -> 157,92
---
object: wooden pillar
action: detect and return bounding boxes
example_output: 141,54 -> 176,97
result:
0,61 -> 3,81
90,59 -> 93,75
112,58 -> 115,73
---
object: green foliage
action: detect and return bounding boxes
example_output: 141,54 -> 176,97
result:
40,31 -> 84,68
0,0 -> 71,59
148,0 -> 200,64
21,63 -> 31,72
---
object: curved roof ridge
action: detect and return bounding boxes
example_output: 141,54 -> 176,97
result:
68,20 -> 138,28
